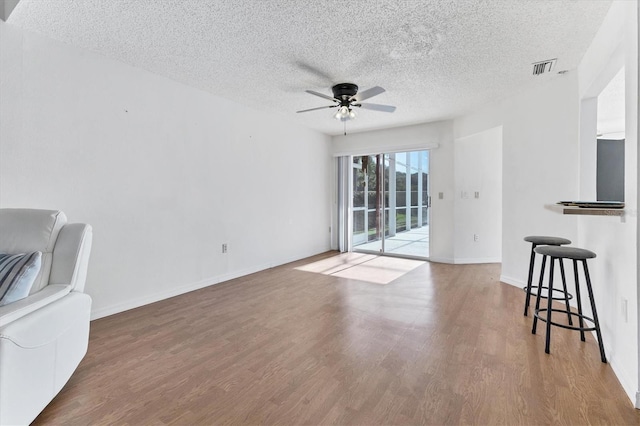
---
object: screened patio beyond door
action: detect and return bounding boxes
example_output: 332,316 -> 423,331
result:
352,151 -> 430,259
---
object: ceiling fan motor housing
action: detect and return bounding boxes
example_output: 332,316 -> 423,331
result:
332,83 -> 358,100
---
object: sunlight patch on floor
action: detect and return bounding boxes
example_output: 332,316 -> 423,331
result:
296,253 -> 425,285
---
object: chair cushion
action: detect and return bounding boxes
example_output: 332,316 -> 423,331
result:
0,252 -> 42,306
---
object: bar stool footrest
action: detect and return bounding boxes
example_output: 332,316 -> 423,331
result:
522,285 -> 573,301
534,308 -> 597,332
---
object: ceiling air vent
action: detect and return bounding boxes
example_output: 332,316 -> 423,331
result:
532,58 -> 557,76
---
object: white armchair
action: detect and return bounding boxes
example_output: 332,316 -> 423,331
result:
0,209 -> 93,425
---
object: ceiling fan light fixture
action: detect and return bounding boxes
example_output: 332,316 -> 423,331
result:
334,105 -> 352,120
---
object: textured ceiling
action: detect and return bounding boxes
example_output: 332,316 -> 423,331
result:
8,0 -> 613,136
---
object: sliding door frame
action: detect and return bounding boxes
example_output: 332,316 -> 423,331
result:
346,149 -> 431,261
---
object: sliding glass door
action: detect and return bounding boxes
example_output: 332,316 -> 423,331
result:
351,150 -> 430,259
352,154 -> 383,252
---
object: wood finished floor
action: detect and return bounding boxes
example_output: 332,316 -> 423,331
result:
35,252 -> 639,425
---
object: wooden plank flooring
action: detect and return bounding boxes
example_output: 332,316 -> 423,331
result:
34,252 -> 639,425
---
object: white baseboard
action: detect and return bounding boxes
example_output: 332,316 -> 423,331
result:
90,250 -> 327,320
90,279 -> 220,320
427,256 -> 454,264
428,256 -> 501,265
453,257 -> 502,264
608,356 -> 638,409
499,274 -> 524,288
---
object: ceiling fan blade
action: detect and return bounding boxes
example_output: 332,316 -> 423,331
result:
353,86 -> 385,102
296,105 -> 337,113
355,103 -> 396,113
305,90 -> 337,102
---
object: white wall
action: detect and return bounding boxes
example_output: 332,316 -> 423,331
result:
332,121 -> 448,157
331,121 -> 456,262
579,97 -> 599,198
454,73 -> 581,286
576,0 -> 638,406
454,126 -> 502,263
0,21 -> 333,319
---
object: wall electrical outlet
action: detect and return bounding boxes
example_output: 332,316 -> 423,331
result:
474,191 -> 480,199
222,243 -> 228,253
473,234 -> 479,242
439,192 -> 444,199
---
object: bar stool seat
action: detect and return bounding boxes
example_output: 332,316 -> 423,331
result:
524,236 -> 572,246
535,246 -> 596,260
531,245 -> 606,363
523,236 -> 572,320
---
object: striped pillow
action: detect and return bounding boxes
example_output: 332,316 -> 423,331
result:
0,252 -> 42,306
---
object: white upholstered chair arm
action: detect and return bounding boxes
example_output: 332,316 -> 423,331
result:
0,284 -> 71,327
50,223 -> 93,292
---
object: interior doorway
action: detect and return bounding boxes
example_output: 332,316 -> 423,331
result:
351,150 -> 430,259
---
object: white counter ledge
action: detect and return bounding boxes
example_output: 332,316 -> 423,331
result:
545,203 -> 625,217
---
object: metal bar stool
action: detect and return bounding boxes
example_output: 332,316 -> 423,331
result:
523,236 -> 573,326
531,245 -> 607,363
